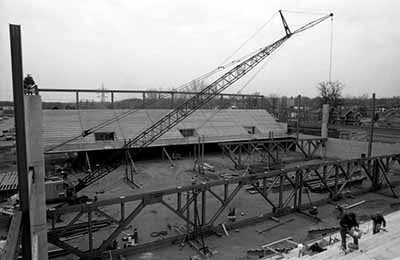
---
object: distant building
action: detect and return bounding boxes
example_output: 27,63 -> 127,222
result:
377,108 -> 400,128
335,108 -> 362,125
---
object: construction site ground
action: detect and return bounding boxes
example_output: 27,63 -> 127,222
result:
48,140 -> 400,260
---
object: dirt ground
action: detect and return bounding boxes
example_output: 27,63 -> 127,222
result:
49,148 -> 400,260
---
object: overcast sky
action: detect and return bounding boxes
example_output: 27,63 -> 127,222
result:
1,0 -> 399,102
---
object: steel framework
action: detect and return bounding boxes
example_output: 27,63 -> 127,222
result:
47,153 -> 399,259
72,12 -> 333,193
38,88 -> 266,109
220,137 -> 326,169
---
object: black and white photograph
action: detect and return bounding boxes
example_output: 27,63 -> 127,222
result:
1,1 -> 400,259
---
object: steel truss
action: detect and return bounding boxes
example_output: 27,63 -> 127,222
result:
47,153 -> 399,259
219,137 -> 326,169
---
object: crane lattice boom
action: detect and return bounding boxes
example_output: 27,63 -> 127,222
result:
76,11 -> 333,192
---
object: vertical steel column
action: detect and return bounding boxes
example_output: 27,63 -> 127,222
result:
368,93 -> 376,157
278,174 -> 284,209
120,197 -> 125,221
296,95 -> 301,140
177,192 -> 182,211
87,203 -> 93,252
238,145 -> 242,168
111,92 -> 114,108
76,91 -> 79,109
293,171 -> 299,209
124,140 -> 128,179
201,191 -> 206,225
193,190 -> 198,236
9,24 -> 32,260
334,166 -> 339,194
224,184 -> 228,201
297,171 -> 303,208
186,192 -> 190,235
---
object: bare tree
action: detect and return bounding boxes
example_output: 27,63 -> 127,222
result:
317,81 -> 344,121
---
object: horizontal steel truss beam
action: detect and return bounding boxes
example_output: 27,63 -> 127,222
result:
38,88 -> 265,99
219,138 -> 326,169
47,153 -> 400,259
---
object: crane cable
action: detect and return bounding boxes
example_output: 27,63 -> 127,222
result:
220,11 -> 278,65
236,30 -> 285,94
329,15 -> 334,82
45,12 -> 283,152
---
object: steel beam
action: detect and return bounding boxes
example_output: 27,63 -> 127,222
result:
47,153 -> 400,259
38,88 -> 265,99
219,138 -> 326,169
9,24 -> 32,260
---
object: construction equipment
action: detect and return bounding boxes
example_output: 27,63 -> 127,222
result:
53,11 -> 334,198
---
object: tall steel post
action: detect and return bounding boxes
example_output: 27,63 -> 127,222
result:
296,95 -> 301,140
367,93 -> 376,157
9,24 -> 32,260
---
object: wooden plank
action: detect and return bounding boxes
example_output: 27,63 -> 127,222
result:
1,210 -> 22,260
262,236 -> 292,248
344,200 -> 366,210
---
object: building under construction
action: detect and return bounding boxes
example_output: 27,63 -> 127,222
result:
2,9 -> 400,260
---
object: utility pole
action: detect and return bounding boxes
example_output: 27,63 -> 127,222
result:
367,93 -> 376,157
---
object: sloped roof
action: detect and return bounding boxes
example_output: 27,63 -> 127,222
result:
0,171 -> 18,192
43,109 -> 287,153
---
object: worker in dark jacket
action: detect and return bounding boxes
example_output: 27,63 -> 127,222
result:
371,214 -> 386,234
340,212 -> 360,251
23,74 -> 37,95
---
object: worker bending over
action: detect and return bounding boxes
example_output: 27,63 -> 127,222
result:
340,212 -> 361,252
371,213 -> 386,234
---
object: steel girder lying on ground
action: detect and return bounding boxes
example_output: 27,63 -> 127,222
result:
219,137 -> 326,169
47,153 -> 400,259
